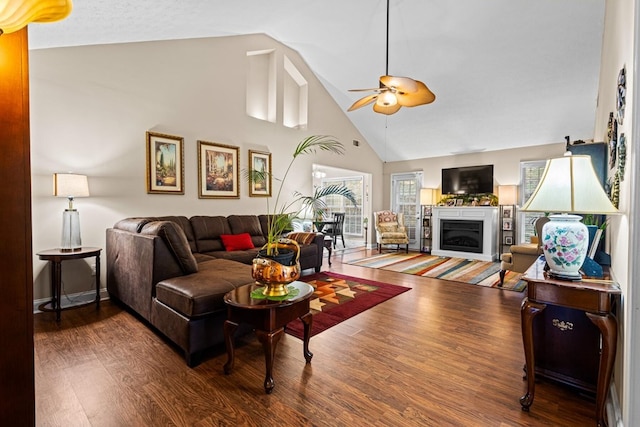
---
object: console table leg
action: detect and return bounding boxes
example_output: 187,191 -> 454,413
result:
300,312 -> 313,363
586,312 -> 618,427
223,320 -> 238,375
256,327 -> 284,394
520,298 -> 546,411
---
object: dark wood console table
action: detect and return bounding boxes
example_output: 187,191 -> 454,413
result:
520,258 -> 620,426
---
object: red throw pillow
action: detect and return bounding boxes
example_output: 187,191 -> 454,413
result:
220,233 -> 255,251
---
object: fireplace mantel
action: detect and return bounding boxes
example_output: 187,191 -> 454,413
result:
432,207 -> 498,261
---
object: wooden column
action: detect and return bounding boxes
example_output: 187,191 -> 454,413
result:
0,28 -> 35,425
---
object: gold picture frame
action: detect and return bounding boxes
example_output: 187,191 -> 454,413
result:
146,131 -> 185,194
197,140 -> 240,198
248,150 -> 272,197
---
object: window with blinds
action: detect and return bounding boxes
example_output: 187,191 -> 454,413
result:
519,160 -> 547,243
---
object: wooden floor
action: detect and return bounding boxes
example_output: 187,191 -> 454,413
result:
34,248 -> 597,426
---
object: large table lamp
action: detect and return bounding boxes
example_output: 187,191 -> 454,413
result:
521,153 -> 618,280
53,173 -> 89,251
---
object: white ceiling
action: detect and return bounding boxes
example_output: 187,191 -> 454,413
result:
27,0 -> 605,162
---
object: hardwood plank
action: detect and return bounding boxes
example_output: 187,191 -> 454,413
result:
35,249 -> 597,426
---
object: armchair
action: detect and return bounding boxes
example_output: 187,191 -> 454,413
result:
374,210 -> 409,253
499,216 -> 550,285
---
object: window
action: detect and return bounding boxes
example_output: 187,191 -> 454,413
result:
519,160 -> 546,243
246,49 -> 276,123
320,177 -> 363,235
391,172 -> 422,244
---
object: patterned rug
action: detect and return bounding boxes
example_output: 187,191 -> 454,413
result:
285,272 -> 410,340
346,252 -> 527,292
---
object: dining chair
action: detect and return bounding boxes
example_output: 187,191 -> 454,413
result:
324,212 -> 345,249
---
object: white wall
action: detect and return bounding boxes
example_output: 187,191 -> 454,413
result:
596,0 -> 637,424
28,34 -> 383,300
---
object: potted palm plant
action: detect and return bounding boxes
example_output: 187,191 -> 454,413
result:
246,135 -> 357,296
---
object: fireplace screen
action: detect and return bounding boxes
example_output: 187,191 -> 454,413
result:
440,219 -> 483,254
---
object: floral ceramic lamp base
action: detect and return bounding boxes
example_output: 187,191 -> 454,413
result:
541,214 -> 588,281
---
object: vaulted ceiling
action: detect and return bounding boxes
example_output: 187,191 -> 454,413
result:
28,0 -> 605,162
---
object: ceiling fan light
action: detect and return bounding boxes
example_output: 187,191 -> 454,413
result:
377,91 -> 397,107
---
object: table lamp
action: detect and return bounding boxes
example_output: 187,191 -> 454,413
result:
53,173 -> 89,251
498,185 -> 517,206
521,152 -> 618,280
420,188 -> 435,206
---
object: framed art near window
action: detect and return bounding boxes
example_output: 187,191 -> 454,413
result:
505,235 -> 513,245
146,131 -> 184,194
197,140 -> 240,198
248,150 -> 272,197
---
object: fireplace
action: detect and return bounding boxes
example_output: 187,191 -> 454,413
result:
431,206 -> 498,262
440,219 -> 483,254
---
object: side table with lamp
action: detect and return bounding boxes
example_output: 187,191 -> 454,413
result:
38,173 -> 100,321
519,152 -> 620,427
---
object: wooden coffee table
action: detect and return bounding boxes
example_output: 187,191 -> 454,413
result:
223,281 -> 314,393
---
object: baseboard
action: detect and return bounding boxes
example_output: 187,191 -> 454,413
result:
607,380 -> 623,427
33,288 -> 109,314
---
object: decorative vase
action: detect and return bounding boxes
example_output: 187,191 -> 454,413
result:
252,238 -> 301,297
540,214 -> 588,280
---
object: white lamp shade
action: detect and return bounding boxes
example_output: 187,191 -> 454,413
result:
420,188 -> 435,205
498,185 -> 517,206
53,173 -> 90,198
0,0 -> 72,35
521,154 -> 618,214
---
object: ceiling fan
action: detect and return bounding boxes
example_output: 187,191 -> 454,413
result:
347,0 -> 435,115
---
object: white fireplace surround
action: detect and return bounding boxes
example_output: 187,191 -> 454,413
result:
432,207 -> 498,262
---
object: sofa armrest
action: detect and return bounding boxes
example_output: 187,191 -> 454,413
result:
107,227 -> 185,321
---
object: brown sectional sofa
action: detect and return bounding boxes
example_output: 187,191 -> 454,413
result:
106,214 -> 324,366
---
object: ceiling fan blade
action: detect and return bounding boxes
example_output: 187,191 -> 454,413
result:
373,102 -> 402,115
347,94 -> 379,111
380,75 -> 419,93
396,80 -> 436,107
348,87 -> 384,92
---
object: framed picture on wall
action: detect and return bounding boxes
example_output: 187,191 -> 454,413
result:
146,131 -> 185,194
248,150 -> 272,197
503,218 -> 513,231
503,207 -> 512,218
197,140 -> 240,198
504,235 -> 513,245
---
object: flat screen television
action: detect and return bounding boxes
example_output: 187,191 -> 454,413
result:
441,164 -> 494,195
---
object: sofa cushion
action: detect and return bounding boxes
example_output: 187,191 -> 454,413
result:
157,216 -> 197,253
287,232 -> 318,246
220,233 -> 255,251
227,215 -> 267,248
155,259 -> 252,317
190,216 -> 231,253
113,217 -> 155,233
141,221 -> 198,274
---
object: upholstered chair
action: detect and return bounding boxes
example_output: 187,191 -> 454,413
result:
499,216 -> 550,285
374,210 -> 409,253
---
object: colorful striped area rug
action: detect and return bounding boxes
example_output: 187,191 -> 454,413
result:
347,252 -> 527,292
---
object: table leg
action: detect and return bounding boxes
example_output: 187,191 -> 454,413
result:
586,312 -> 618,427
255,327 -> 284,394
223,320 -> 238,375
300,312 -> 313,363
52,261 -> 63,322
519,297 -> 546,411
95,254 -> 101,308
